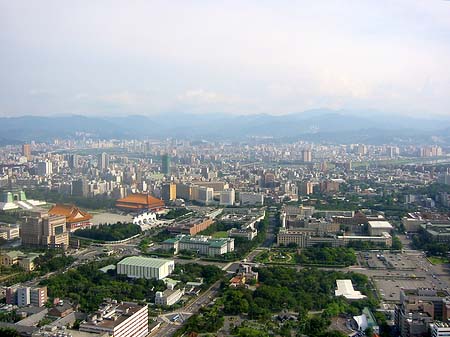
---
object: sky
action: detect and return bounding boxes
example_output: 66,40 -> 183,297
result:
1,0 -> 450,117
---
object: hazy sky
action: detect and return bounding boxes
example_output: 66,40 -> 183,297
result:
1,0 -> 450,117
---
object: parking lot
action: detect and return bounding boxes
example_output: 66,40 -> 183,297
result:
357,249 -> 450,303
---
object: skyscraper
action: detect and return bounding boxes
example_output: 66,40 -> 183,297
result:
68,154 -> 79,170
37,160 -> 53,176
301,149 -> 312,163
161,182 -> 177,202
161,154 -> 170,175
22,144 -> 31,161
97,152 -> 109,171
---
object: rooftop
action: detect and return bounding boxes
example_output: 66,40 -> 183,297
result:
335,279 -> 366,300
368,221 -> 393,229
117,256 -> 173,268
49,203 -> 92,223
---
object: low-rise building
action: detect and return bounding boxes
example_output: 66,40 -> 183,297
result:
335,280 -> 366,300
0,224 -> 20,240
0,251 -> 40,271
162,235 -> 234,256
228,227 -> 258,240
277,229 -> 392,248
368,220 -> 393,236
155,286 -> 184,306
117,256 -> 175,280
239,192 -> 264,206
6,286 -> 48,307
167,217 -> 214,235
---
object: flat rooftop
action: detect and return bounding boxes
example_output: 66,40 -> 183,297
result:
117,256 -> 173,268
368,221 -> 393,229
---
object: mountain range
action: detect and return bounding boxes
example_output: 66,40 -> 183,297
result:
1,109 -> 450,145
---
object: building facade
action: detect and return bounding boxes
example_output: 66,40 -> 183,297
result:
80,300 -> 148,337
21,211 -> 69,249
117,256 -> 175,280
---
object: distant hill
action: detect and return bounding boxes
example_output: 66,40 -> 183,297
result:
1,110 -> 450,144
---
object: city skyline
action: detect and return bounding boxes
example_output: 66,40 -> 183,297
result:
1,0 -> 450,117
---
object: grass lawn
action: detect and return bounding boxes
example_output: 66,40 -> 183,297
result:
212,231 -> 229,238
428,256 -> 449,265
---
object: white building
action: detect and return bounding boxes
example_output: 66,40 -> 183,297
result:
368,221 -> 393,236
155,285 -> 184,306
117,256 -> 175,280
335,280 -> 366,300
431,322 -> 450,337
17,287 -> 31,306
197,186 -> 214,205
239,192 -> 264,206
80,300 -> 148,337
0,224 -> 20,240
162,235 -> 234,256
37,160 -> 53,176
220,189 -> 235,206
228,228 -> 258,240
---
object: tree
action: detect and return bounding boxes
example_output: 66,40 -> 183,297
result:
365,327 -> 374,337
0,327 -> 20,337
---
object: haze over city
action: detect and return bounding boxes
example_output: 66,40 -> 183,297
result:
3,2 -> 450,337
1,0 -> 450,117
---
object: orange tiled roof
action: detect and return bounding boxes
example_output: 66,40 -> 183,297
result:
49,204 -> 92,224
116,193 -> 164,208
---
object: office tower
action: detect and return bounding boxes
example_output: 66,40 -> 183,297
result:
301,149 -> 312,163
357,144 -> 367,156
220,188 -> 235,206
22,144 -> 31,161
68,154 -> 79,170
37,160 -> 53,176
72,178 -> 89,197
161,182 -> 177,202
299,181 -> 314,196
161,154 -> 170,175
21,211 -> 69,249
97,152 -> 110,171
201,167 -> 209,179
197,186 -> 214,205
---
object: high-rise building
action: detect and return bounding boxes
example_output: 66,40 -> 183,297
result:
37,160 -> 53,176
161,154 -> 170,175
299,181 -> 314,196
357,144 -> 367,156
80,299 -> 149,337
97,152 -> 110,171
22,144 -> 31,161
220,188 -> 235,206
176,183 -> 193,201
68,154 -> 79,170
197,186 -> 214,205
161,182 -> 177,202
21,211 -> 69,249
72,178 -> 89,197
301,149 -> 312,163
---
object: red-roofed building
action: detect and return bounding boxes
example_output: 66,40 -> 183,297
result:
115,193 -> 165,212
48,204 -> 93,232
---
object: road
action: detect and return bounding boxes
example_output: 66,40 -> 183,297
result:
153,280 -> 223,337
